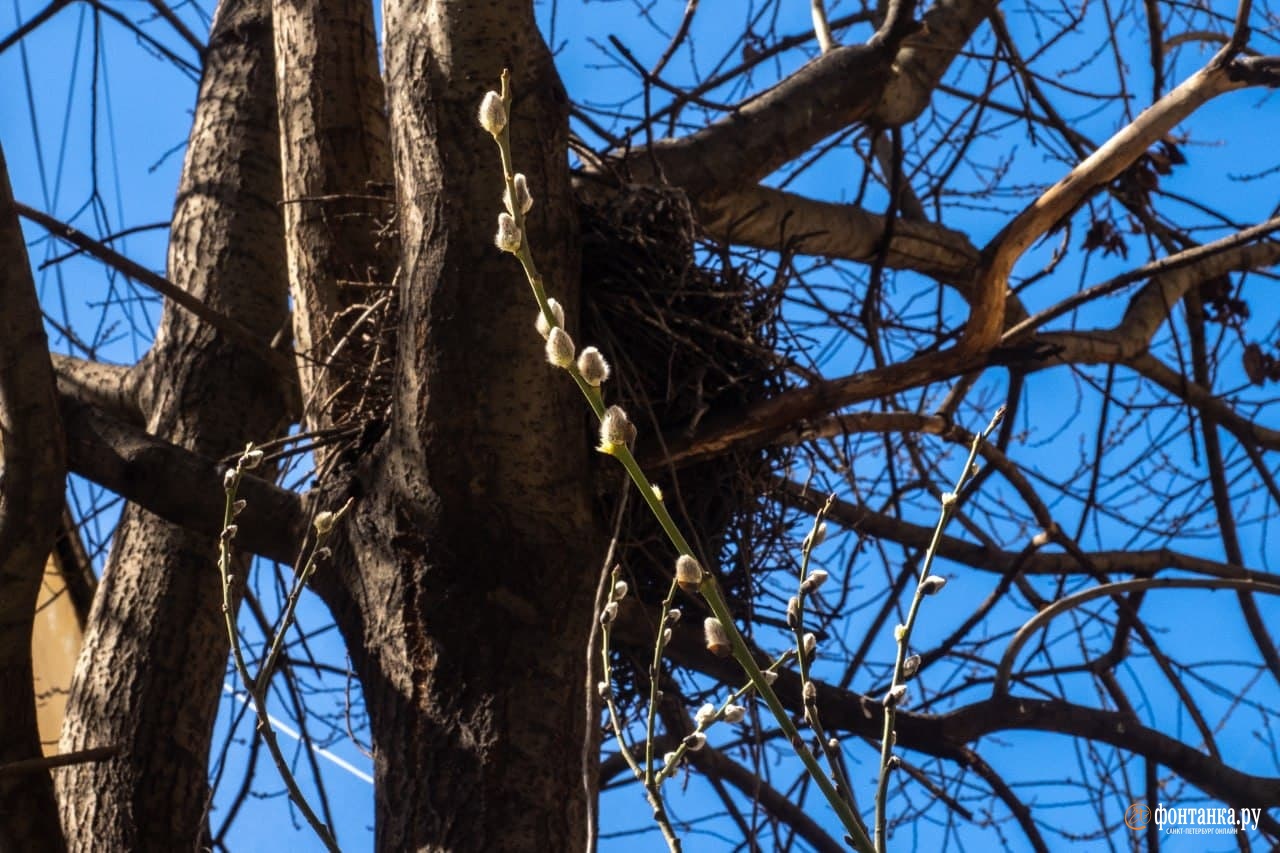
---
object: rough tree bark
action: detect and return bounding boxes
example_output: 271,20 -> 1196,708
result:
342,1 -> 602,848
55,0 -> 292,846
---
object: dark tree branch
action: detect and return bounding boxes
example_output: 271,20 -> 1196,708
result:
16,202 -> 298,387
0,142 -> 67,852
59,392 -> 305,566
614,605 -> 1280,822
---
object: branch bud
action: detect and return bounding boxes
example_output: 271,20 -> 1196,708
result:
313,511 -> 336,535
802,521 -> 828,550
535,298 -> 565,339
577,347 -> 611,386
801,569 -> 829,594
495,212 -> 522,253
703,617 -> 731,657
675,554 -> 703,592
478,90 -> 507,136
504,173 -> 533,215
545,326 -> 575,368
920,575 -> 947,596
597,405 -> 636,454
600,601 -> 618,625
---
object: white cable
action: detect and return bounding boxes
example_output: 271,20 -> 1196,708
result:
222,683 -> 374,784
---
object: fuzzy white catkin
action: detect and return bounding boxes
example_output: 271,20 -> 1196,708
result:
478,91 -> 507,136
802,569 -> 829,592
598,405 -> 635,451
577,347 -> 610,386
504,173 -> 533,215
494,212 -> 522,252
545,327 -> 575,368
535,298 -> 565,340
704,617 -> 731,657
675,554 -> 703,591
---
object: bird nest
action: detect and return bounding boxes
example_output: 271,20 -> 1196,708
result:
579,183 -> 793,699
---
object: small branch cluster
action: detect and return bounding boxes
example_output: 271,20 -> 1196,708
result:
872,406 -> 1005,852
220,444 -> 350,853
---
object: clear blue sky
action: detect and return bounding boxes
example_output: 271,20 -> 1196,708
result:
3,0 -> 1278,850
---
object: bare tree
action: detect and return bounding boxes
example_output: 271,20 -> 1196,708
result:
1,0 -> 1279,850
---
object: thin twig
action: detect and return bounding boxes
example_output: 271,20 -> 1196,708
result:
219,445 -> 347,853
873,406 -> 1004,852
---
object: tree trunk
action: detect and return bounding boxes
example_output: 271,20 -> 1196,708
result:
56,0 -> 290,846
340,1 -> 601,848
0,144 -> 68,853
272,0 -> 393,441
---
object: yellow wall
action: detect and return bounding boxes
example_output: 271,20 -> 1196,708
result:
32,553 -> 83,755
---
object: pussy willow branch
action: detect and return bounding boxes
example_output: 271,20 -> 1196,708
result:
219,445 -> 347,853
484,70 -> 875,853
791,498 -> 855,808
873,407 -> 1004,852
597,568 -> 682,851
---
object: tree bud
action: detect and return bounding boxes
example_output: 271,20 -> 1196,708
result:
478,90 -> 507,136
920,575 -> 947,596
494,212 -> 522,252
577,347 -> 610,386
597,405 -> 636,454
704,617 -> 731,657
675,555 -> 703,592
535,298 -> 564,339
545,326 -> 575,368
